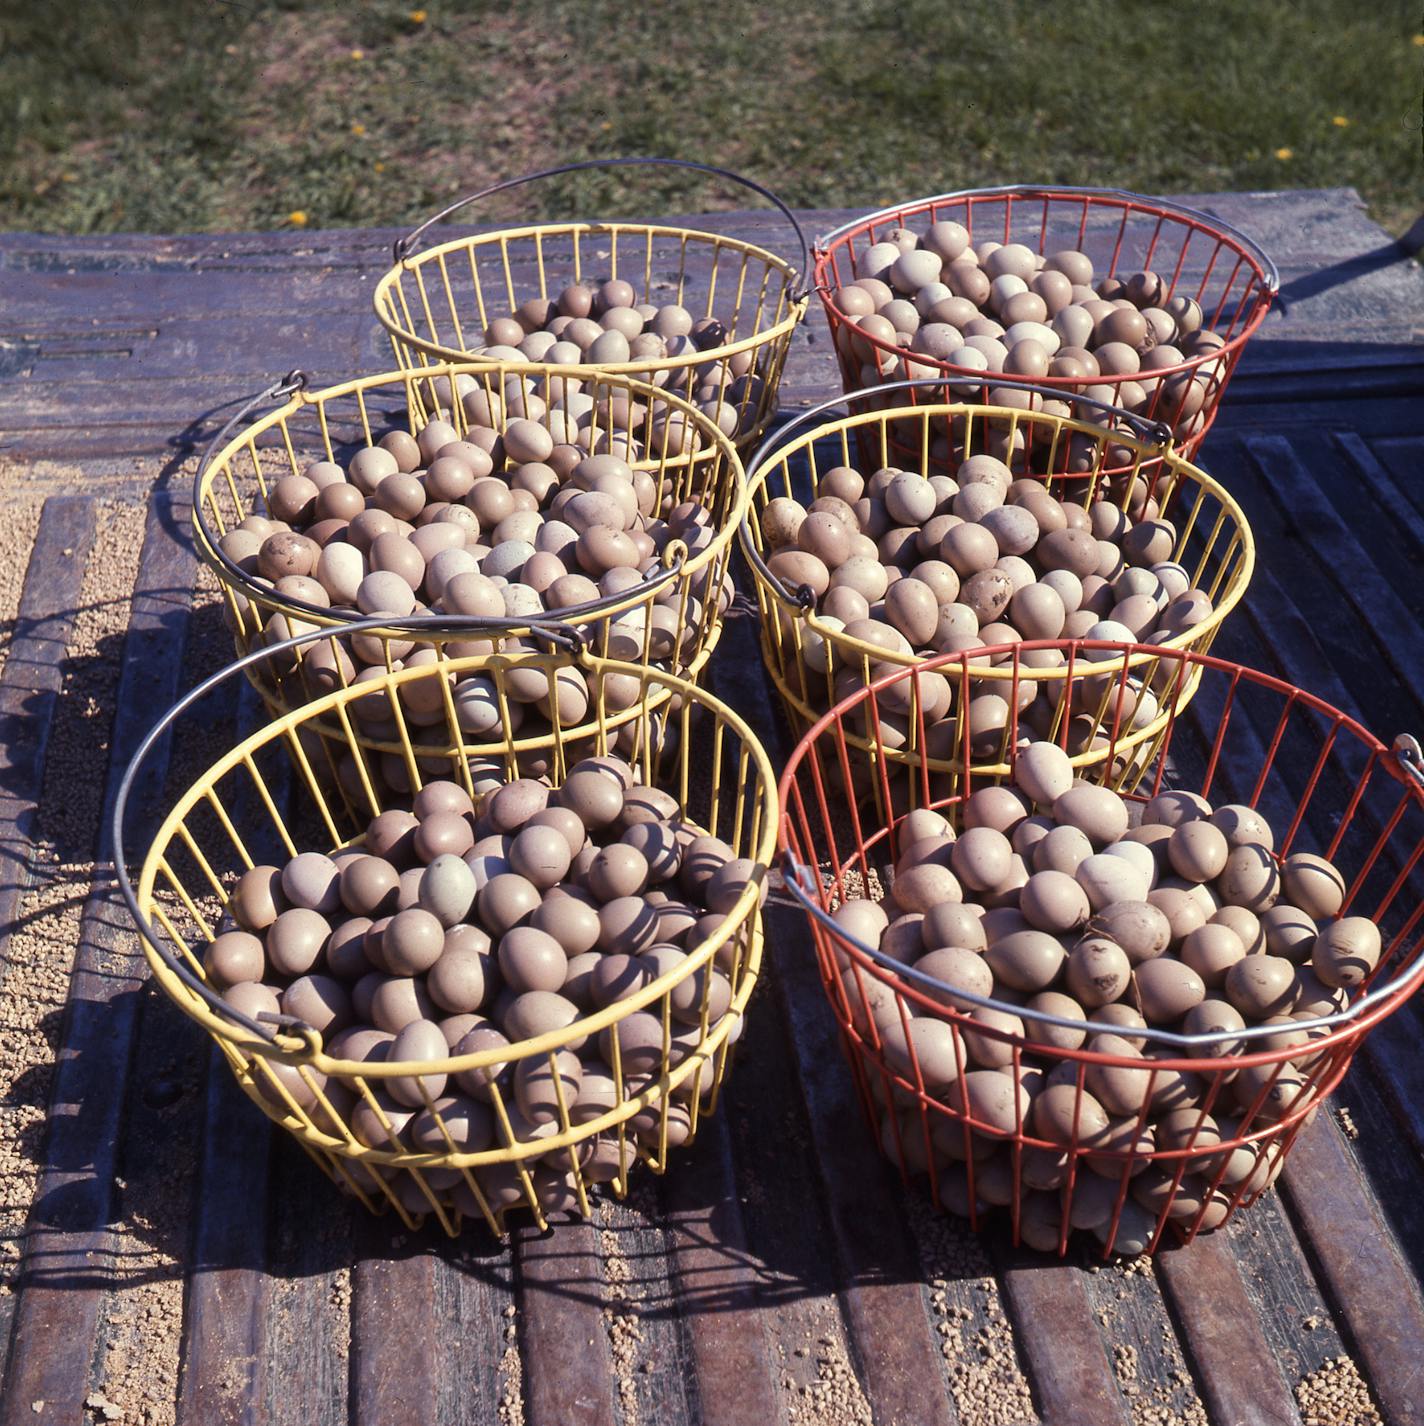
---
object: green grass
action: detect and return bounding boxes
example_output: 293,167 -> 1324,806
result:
1,0 -> 1420,237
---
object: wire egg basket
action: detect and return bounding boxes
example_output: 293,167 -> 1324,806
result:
814,185 -> 1277,469
373,158 -> 810,451
777,641 -> 1424,1256
738,383 -> 1253,803
113,627 -> 778,1236
192,362 -> 746,766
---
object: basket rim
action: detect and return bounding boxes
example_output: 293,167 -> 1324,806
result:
372,219 -> 810,371
735,394 -> 1256,674
810,183 -> 1277,389
774,636 -> 1424,1060
113,629 -> 780,1076
191,361 -> 750,638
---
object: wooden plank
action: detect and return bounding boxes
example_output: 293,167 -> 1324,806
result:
350,1233 -> 440,1426
513,1220 -> 620,1426
0,497 -> 97,949
0,493 -> 197,1425
770,903 -> 961,1426
996,1257 -> 1130,1426
1157,1236 -> 1300,1426
662,1116 -> 783,1426
1281,1119 -> 1424,1424
175,1044 -> 273,1426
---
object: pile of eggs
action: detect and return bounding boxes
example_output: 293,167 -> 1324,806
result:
216,403 -> 732,748
207,752 -> 758,1221
457,281 -> 771,438
759,449 -> 1214,758
829,224 -> 1225,441
835,742 -> 1377,1254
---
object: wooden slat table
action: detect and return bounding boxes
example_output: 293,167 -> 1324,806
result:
1,188 -> 1422,1426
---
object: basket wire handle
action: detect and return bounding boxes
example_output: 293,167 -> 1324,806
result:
739,376 -> 1173,607
391,155 -> 812,299
110,615 -> 586,1048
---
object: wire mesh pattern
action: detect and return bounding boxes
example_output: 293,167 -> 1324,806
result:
115,639 -> 778,1236
373,161 -> 809,451
777,641 -> 1424,1255
739,394 -> 1253,802
193,363 -> 747,767
814,186 -> 1277,466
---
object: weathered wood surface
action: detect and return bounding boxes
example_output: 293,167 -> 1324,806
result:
0,188 -> 1421,1424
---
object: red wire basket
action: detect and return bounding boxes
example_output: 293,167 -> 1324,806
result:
813,186 -> 1278,472
776,640 -> 1424,1256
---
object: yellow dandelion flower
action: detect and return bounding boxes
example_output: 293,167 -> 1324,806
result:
60,171 -> 77,183
1332,115 -> 1350,128
409,8 -> 427,21
1274,147 -> 1293,161
351,122 -> 367,136
288,210 -> 309,227
1414,33 -> 1424,45
349,47 -> 365,60
374,161 -> 386,174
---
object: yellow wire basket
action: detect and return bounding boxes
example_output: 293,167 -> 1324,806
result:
738,381 -> 1254,800
372,158 -> 810,451
113,625 -> 778,1236
192,362 -> 747,771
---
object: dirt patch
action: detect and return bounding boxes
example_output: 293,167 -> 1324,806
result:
0,495 -> 43,681
1295,1355 -> 1382,1425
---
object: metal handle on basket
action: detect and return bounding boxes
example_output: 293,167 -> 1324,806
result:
110,615 -> 588,1048
814,183 -> 1281,297
780,847 -> 1424,1051
738,376 -> 1173,608
391,155 -> 811,297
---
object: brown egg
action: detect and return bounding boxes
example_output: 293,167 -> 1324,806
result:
223,980 -> 281,1026
985,929 -> 1066,993
452,1023 -> 513,1099
413,812 -> 474,863
1209,803 -> 1275,850
282,974 -> 352,1038
559,769 -> 625,829
532,891 -> 602,956
1053,785 -> 1129,846
1210,904 -> 1264,957
587,844 -> 650,902
922,902 -> 987,953
912,947 -> 993,1010
487,779 -> 549,834
340,856 -> 400,918
514,1051 -> 583,1125
1033,1083 -> 1110,1147
1179,922 -> 1246,987
1087,901 -> 1171,964
1066,936 -> 1131,1007
879,1016 -> 963,1092
1217,844 -> 1281,911
325,919 -> 372,981
427,935 -> 494,1015
367,810 -> 420,866
622,821 -> 680,882
1134,956 -> 1206,1023
588,952 -> 651,1008
231,865 -> 287,932
480,874 -> 541,935
598,897 -> 660,955
1167,822 -> 1229,883
267,908 -> 329,976
1033,824 -> 1093,877
1224,954 -> 1299,1018
1312,916 -> 1381,988
1261,904 -> 1318,963
526,806 -> 587,859
388,1019 -> 449,1108
204,930 -> 265,988
498,927 -> 568,995
411,1094 -> 492,1154
508,824 -> 573,890
883,578 -> 939,648
961,1005 -> 1023,1069
1020,870 -> 1090,933
950,827 -> 1013,892
369,975 -> 437,1033
383,907 -> 445,976
1281,853 -> 1346,920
